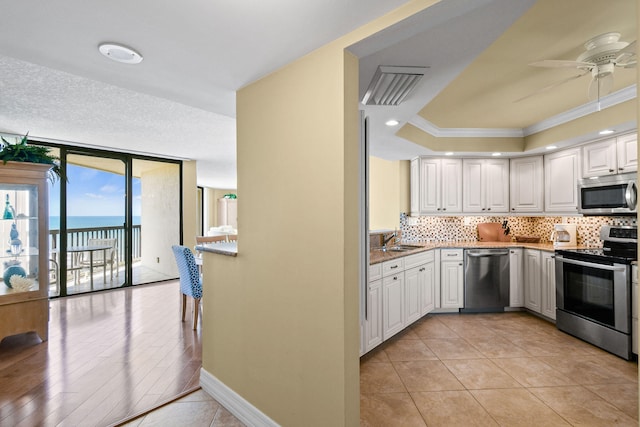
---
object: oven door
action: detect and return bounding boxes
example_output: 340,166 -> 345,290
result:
555,255 -> 630,333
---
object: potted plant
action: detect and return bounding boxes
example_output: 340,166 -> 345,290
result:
0,133 -> 63,182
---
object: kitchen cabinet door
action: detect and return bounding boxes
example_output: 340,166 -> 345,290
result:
510,156 -> 543,212
364,278 -> 383,353
440,158 -> 463,213
509,248 -> 524,307
463,159 -> 509,213
441,250 -> 463,309
419,158 -> 440,213
462,159 -> 484,212
544,147 -> 581,213
382,273 -> 405,339
404,266 -> 422,326
582,139 -> 617,178
484,159 -> 509,212
420,261 -> 435,315
541,251 -> 556,320
616,133 -> 637,174
524,249 -> 541,313
410,158 -> 420,216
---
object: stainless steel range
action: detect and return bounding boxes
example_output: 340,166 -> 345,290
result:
555,225 -> 637,360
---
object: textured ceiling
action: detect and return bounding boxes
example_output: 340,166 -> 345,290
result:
0,0 -> 636,187
0,0 -> 410,188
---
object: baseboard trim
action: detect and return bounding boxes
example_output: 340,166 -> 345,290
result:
200,368 -> 279,427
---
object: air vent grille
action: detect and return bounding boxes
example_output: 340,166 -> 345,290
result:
362,65 -> 428,106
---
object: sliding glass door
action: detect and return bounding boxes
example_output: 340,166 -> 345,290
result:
44,143 -> 181,297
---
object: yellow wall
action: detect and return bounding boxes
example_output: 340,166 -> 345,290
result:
201,2 -> 440,426
369,156 -> 400,230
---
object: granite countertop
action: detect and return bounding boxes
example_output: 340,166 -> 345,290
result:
370,241 -> 588,265
195,242 -> 238,257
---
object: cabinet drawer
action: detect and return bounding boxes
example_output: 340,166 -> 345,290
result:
369,263 -> 382,282
441,249 -> 463,261
404,250 -> 434,269
382,258 -> 405,277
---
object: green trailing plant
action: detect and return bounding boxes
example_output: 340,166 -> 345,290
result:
0,133 -> 63,182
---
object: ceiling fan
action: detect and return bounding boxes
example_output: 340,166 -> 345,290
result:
518,32 -> 636,102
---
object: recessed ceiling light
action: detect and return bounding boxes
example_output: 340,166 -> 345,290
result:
599,129 -> 615,135
385,119 -> 400,127
546,145 -> 557,150
98,43 -> 143,64
491,152 -> 502,156
444,152 -> 454,156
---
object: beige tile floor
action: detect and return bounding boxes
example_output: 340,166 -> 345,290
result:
118,389 -> 245,427
119,312 -> 638,427
361,312 -> 639,426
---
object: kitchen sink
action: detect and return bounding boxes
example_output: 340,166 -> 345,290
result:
387,245 -> 421,252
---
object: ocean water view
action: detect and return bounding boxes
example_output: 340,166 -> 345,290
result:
49,216 -> 141,230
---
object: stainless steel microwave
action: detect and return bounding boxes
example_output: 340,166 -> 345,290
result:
578,173 -> 637,215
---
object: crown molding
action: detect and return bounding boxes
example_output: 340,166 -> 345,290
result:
407,85 -> 637,139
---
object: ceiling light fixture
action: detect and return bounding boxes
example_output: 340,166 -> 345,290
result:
98,43 -> 143,64
599,129 -> 615,135
491,152 -> 502,156
546,145 -> 557,150
444,152 -> 454,156
361,65 -> 428,106
385,119 -> 400,127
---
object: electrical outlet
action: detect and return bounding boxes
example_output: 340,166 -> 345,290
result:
463,217 -> 471,226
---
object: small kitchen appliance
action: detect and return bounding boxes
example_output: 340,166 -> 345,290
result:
550,224 -> 576,247
555,225 -> 637,360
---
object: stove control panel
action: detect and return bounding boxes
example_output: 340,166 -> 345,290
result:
600,225 -> 637,243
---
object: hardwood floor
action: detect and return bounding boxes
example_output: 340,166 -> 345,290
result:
0,280 -> 202,427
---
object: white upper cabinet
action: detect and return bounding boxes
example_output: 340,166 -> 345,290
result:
544,147 -> 581,213
616,133 -> 637,174
463,158 -> 509,213
582,138 -> 618,178
510,156 -> 544,213
413,157 -> 462,214
582,134 -> 637,178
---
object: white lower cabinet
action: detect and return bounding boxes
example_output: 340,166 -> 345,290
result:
440,249 -> 464,309
524,249 -> 542,313
364,264 -> 383,353
366,250 -> 436,351
382,272 -> 405,339
540,251 -> 556,320
509,248 -> 524,307
404,266 -> 422,325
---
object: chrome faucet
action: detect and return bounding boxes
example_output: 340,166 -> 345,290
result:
381,231 -> 397,252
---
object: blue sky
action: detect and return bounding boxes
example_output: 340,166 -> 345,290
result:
49,164 -> 141,217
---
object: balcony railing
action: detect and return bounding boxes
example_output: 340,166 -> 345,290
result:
49,225 -> 142,264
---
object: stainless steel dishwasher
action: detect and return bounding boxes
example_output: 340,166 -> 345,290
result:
462,249 -> 510,312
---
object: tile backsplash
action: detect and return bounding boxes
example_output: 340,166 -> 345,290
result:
399,215 -> 637,246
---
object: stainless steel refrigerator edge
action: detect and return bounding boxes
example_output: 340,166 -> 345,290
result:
462,249 -> 510,312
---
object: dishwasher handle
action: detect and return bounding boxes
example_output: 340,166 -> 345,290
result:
466,249 -> 510,257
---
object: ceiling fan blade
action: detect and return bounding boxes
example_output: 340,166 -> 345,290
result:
588,74 -> 614,101
529,59 -> 594,69
514,72 -> 588,103
615,40 -> 637,65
